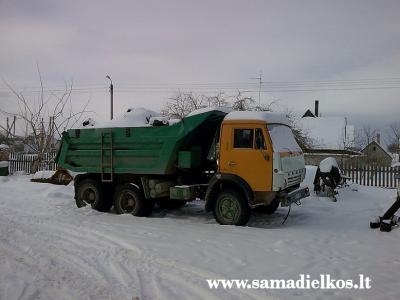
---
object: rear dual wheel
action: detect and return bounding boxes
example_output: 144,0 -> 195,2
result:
113,184 -> 153,216
75,178 -> 113,212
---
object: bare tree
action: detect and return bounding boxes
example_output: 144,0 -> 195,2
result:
203,91 -> 229,108
388,122 -> 400,154
357,125 -> 377,149
253,99 -> 280,112
0,66 -> 90,171
231,90 -> 256,111
161,91 -> 206,119
285,109 -> 314,150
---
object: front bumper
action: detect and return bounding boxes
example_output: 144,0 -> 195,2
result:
281,186 -> 310,207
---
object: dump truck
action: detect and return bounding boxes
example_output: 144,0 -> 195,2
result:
56,109 -> 309,225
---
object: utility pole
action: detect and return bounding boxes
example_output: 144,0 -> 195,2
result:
106,75 -> 114,120
250,71 -> 262,106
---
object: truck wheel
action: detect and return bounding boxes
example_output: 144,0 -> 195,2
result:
75,178 -> 112,212
113,184 -> 153,216
254,198 -> 280,214
156,199 -> 187,209
214,189 -> 250,226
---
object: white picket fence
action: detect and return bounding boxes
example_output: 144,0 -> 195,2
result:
8,152 -> 57,174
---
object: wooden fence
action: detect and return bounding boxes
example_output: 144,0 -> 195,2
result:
8,152 -> 57,174
340,161 -> 400,188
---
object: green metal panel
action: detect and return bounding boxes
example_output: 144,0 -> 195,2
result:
170,186 -> 196,200
56,110 -> 226,175
178,147 -> 201,169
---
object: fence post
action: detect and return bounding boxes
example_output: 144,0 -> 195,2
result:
378,165 -> 382,187
355,159 -> 358,184
8,152 -> 57,174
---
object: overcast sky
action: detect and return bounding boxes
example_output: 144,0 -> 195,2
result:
0,0 -> 399,137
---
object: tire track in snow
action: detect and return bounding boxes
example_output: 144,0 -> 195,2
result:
0,207 -> 267,300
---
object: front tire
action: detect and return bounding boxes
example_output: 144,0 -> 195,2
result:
75,178 -> 112,212
213,189 -> 251,226
113,184 -> 153,216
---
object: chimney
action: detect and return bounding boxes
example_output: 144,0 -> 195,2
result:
376,133 -> 381,144
314,100 -> 319,117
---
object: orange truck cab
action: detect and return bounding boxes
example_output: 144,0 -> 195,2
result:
205,111 -> 309,225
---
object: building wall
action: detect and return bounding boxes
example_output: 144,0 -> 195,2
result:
361,143 -> 392,166
304,153 -> 362,167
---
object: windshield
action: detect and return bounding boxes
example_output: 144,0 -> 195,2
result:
267,124 -> 302,153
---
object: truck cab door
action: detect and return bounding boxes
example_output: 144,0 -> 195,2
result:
219,124 -> 273,192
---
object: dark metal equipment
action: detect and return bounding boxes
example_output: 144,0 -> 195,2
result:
370,173 -> 400,232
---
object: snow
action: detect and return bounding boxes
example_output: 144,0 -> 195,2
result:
225,111 -> 290,126
89,107 -> 159,128
186,106 -> 231,117
391,153 -> 399,166
148,116 -> 169,126
32,170 -> 56,179
0,161 -> 9,167
168,118 -> 181,125
0,144 -> 10,149
297,117 -> 355,150
77,108 -> 185,129
0,169 -> 399,299
319,157 -> 339,173
268,124 -> 302,152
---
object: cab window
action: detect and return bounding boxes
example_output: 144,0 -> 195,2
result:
255,128 -> 266,149
233,129 -> 254,148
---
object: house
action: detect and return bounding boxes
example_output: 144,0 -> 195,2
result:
361,134 -> 393,166
297,100 -> 361,166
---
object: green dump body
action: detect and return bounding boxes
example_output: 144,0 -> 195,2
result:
56,110 -> 226,175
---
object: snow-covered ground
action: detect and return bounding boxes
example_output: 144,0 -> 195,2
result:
0,167 -> 399,300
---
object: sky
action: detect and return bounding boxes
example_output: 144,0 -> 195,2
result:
0,0 -> 399,141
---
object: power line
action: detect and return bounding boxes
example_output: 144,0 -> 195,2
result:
1,77 -> 400,96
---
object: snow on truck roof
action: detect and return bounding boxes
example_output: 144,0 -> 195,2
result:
81,107 -> 290,129
224,111 -> 290,126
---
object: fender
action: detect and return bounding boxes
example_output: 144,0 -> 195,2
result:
205,173 -> 254,212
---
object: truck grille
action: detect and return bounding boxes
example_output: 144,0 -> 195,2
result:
288,174 -> 302,186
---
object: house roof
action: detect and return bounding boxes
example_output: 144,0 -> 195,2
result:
302,109 -> 315,118
361,140 -> 392,160
297,116 -> 354,150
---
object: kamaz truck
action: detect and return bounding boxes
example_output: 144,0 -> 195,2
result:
56,109 -> 309,225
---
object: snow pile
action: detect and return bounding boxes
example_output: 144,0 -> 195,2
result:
32,170 -> 56,179
392,162 -> 400,168
0,161 -> 9,167
168,118 -> 181,125
186,106 -> 231,117
80,108 -> 185,129
0,144 -> 9,150
225,111 -> 290,126
268,124 -> 302,152
319,157 -> 339,172
148,116 -> 169,126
